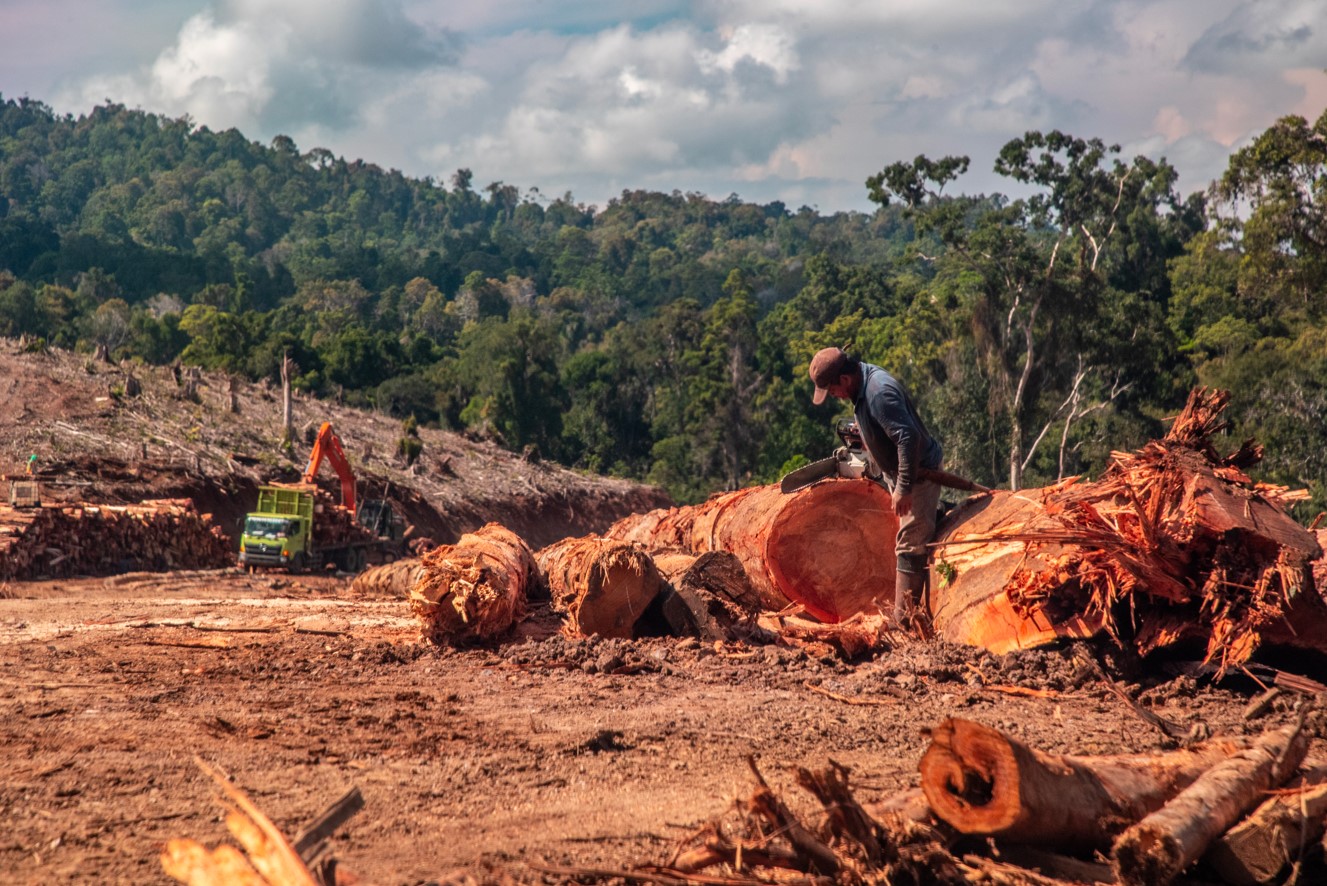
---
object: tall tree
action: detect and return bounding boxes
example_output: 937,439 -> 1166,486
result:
867,132 -> 1187,489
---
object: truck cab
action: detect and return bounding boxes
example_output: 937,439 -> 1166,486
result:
238,485 -> 315,570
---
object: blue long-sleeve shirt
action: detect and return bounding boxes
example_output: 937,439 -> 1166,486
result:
853,362 -> 942,493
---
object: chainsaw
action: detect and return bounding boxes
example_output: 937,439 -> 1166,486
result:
779,417 -> 991,495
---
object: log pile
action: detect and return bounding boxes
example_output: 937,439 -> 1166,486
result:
0,498 -> 231,580
613,715 -> 1327,886
933,388 -> 1325,672
408,523 -> 534,644
295,484 -> 377,549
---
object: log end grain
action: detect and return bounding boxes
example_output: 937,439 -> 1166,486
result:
919,718 -> 1023,836
765,479 -> 898,623
1112,825 -> 1183,886
410,523 -> 533,643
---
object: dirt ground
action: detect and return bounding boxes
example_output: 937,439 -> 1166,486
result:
2,341 -> 1322,884
0,567 -> 1303,886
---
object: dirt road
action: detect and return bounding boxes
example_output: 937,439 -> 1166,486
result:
0,571 -> 1281,884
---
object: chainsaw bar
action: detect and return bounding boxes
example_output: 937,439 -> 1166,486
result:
778,456 -> 840,494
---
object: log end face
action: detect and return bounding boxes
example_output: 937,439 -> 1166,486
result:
766,480 -> 898,622
919,718 -> 1023,836
1113,826 -> 1184,886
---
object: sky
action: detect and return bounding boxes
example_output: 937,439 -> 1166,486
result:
2,0 -> 1326,213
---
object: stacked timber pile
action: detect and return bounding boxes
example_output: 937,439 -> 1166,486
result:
590,715 -> 1327,886
289,484 -> 378,549
0,498 -> 230,580
932,388 -> 1326,671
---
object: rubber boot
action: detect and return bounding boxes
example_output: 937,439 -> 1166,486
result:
893,569 -> 929,638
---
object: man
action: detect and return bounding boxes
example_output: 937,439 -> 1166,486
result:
808,347 -> 943,631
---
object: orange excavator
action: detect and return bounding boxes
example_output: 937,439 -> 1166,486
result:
304,421 -> 357,514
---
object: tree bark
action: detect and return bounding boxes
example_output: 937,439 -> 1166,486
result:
646,550 -> 762,641
1111,718 -> 1310,886
350,557 -> 424,598
409,523 -> 534,643
1203,760 -> 1327,885
919,717 -> 1253,849
606,479 -> 899,622
535,536 -> 663,639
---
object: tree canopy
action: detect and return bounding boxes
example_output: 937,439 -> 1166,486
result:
0,96 -> 1322,513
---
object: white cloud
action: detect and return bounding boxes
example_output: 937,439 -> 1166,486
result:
15,0 -> 1327,212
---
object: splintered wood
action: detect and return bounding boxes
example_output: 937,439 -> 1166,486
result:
536,536 -> 664,639
933,388 -> 1324,672
625,716 -> 1325,886
0,498 -> 230,580
409,523 -> 534,643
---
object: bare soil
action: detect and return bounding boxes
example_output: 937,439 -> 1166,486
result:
0,341 -> 1321,884
0,569 -> 1302,885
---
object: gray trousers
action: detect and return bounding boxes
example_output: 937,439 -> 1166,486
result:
893,477 -> 941,574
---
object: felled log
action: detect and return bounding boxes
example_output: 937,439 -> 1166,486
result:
919,717 -> 1256,848
646,550 -> 762,641
1203,760 -> 1327,885
607,479 -> 898,622
1111,718 -> 1310,886
535,536 -> 663,638
930,388 -> 1325,672
409,523 -> 534,643
349,557 -> 424,598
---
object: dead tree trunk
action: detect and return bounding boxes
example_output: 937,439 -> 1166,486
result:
281,352 -> 294,446
606,479 -> 898,622
409,523 -> 534,643
1111,718 -> 1310,886
919,717 -> 1256,849
535,537 -> 663,638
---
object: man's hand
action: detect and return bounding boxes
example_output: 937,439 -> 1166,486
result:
892,488 -> 913,516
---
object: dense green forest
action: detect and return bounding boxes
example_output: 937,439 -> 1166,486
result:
1,96 -> 1324,511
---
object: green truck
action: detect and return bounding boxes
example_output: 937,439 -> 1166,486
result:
238,484 -> 404,573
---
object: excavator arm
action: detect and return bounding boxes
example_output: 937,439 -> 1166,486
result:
303,422 -> 357,514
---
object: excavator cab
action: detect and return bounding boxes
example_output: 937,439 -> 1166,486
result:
358,498 -> 405,543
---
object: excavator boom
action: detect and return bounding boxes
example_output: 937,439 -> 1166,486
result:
303,422 -> 357,514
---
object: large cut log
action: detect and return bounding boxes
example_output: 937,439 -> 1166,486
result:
607,479 -> 898,622
409,523 -> 534,643
929,388 -> 1325,671
1203,760 -> 1327,885
919,717 -> 1255,849
1111,718 -> 1310,886
929,489 -> 1104,653
535,536 -> 663,638
350,557 -> 424,598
